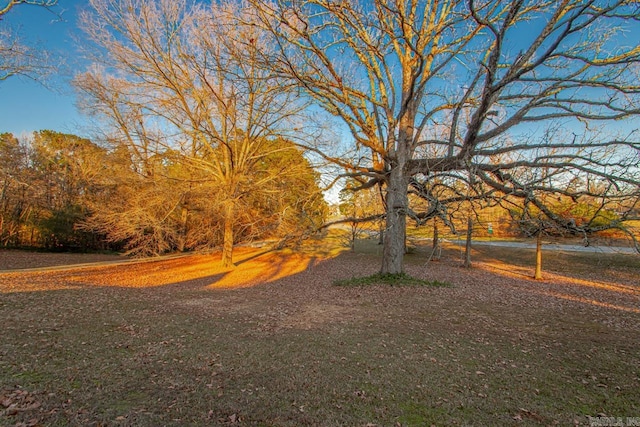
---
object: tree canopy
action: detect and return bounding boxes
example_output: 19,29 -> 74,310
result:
0,131 -> 108,250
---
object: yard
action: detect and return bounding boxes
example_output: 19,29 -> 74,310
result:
1,236 -> 639,426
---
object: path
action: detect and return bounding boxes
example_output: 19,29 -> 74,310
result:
444,239 -> 638,254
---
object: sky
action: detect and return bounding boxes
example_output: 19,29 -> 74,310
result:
1,1 -> 638,143
0,0 -> 90,138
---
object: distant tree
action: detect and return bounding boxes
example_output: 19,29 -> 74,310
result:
337,178 -> 385,250
249,0 -> 640,275
337,182 -> 361,250
509,189 -> 637,279
31,131 -> 106,210
0,131 -> 111,250
0,133 -> 31,246
76,0 -> 314,266
29,131 -> 108,250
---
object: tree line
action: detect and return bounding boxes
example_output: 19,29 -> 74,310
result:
0,131 -> 326,254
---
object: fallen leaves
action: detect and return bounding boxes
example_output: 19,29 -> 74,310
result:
0,387 -> 41,420
513,407 -> 546,423
0,242 -> 638,426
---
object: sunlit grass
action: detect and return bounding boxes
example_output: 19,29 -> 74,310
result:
0,241 -> 350,293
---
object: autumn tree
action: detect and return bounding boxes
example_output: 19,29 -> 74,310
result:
0,133 -> 31,246
0,131 -> 110,250
79,144 -> 200,256
77,134 -> 326,257
76,0 -> 319,266
337,178 -> 385,249
249,0 -> 640,274
30,131 -> 108,250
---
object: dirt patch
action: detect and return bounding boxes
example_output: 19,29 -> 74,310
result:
279,303 -> 360,330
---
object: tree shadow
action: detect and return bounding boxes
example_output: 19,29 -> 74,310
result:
465,255 -> 640,314
0,246 -> 342,294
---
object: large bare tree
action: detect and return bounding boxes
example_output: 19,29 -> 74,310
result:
249,0 -> 640,274
75,0 -> 314,266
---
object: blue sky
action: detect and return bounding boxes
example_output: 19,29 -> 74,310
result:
0,0 -> 89,137
1,0 -> 638,143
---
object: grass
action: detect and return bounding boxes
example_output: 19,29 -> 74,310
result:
0,236 -> 639,426
468,242 -> 640,282
334,272 -> 451,287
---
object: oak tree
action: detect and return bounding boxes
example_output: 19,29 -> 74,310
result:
249,0 -> 640,274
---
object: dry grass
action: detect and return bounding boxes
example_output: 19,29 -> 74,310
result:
1,234 -> 639,426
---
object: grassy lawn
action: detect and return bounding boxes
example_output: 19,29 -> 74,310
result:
1,235 -> 639,426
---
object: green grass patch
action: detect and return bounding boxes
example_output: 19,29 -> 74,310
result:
333,272 -> 451,287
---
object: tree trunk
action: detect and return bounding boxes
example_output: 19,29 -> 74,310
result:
432,218 -> 440,261
380,165 -> 408,275
380,76 -> 413,275
178,206 -> 188,252
534,232 -> 543,280
350,221 -> 357,251
222,201 -> 234,268
463,217 -> 473,268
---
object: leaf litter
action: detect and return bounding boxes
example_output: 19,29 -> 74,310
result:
0,239 -> 638,425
